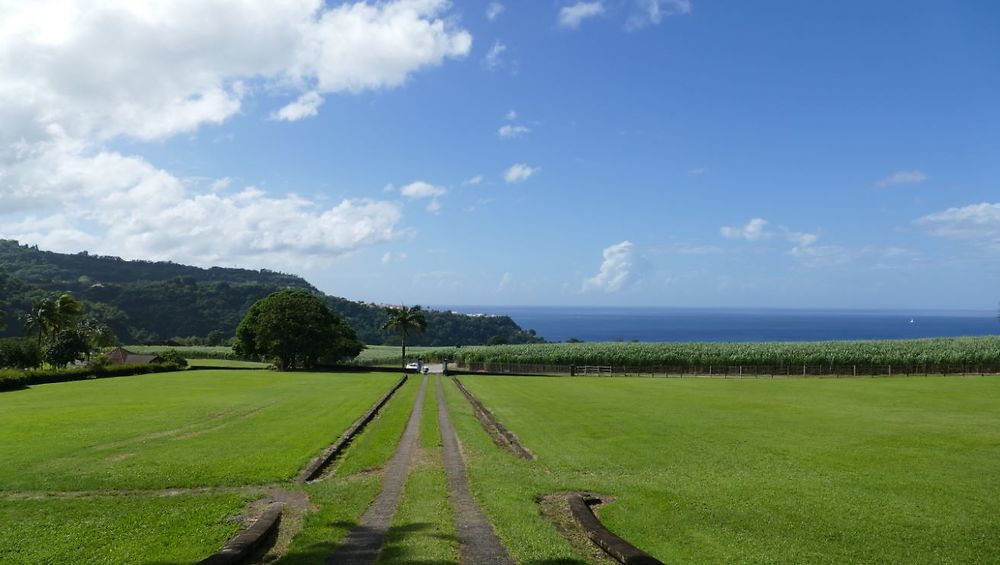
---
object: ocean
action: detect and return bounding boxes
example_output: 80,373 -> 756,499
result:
435,306 -> 1000,343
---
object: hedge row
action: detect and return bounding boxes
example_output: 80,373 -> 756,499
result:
0,362 -> 185,392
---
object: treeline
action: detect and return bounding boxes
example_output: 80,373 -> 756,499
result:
0,240 -> 543,346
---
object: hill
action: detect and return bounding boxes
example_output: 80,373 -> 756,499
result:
0,240 -> 542,346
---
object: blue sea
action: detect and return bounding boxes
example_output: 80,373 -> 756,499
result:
435,306 -> 1000,343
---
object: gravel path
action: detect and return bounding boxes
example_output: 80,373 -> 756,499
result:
327,375 -> 427,565
435,376 -> 516,565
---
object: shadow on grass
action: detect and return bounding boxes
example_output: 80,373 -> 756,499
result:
377,521 -> 459,565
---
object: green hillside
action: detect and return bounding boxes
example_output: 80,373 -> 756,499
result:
0,240 -> 541,346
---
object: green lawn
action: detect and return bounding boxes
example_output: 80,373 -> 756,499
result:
0,493 -> 249,564
187,357 -> 270,369
0,369 -> 405,564
450,375 -> 1000,564
0,370 -> 400,491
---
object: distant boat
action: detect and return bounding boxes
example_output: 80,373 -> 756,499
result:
909,319 -> 915,324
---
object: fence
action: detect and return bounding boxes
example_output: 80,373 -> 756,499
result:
456,362 -> 1000,378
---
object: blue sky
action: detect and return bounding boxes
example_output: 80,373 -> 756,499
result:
1,1 -> 998,310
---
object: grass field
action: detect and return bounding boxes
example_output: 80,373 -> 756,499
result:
187,358 -> 270,368
0,370 -> 399,491
0,369 -> 403,563
448,375 -> 1000,563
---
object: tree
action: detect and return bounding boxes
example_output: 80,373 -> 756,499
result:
23,297 -> 57,349
381,305 -> 427,368
235,290 -> 363,370
43,327 -> 91,367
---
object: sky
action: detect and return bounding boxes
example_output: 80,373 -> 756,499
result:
1,0 -> 998,310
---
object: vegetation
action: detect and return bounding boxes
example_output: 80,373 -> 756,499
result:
449,375 -> 1000,563
0,240 -> 542,346
0,362 -> 184,392
279,378 -> 421,564
235,290 -> 363,370
0,494 -> 248,564
425,336 -> 1000,371
352,345 -> 440,366
0,370 -> 400,490
381,305 -> 428,369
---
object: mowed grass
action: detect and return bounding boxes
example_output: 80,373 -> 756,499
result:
450,376 -> 1000,564
0,493 -> 248,564
0,370 -> 400,491
187,358 -> 270,368
279,376 -> 421,564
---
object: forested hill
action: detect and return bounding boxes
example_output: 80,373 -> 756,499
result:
0,240 -> 542,346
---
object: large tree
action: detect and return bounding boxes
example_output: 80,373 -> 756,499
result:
381,305 -> 427,369
235,290 -> 363,370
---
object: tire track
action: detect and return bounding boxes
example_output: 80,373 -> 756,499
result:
327,375 -> 427,565
436,376 -> 515,565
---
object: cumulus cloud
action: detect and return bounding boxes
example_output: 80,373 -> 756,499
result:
583,241 -> 634,293
874,169 -> 928,188
498,124 -> 531,138
504,163 -> 539,184
273,91 -> 324,121
914,202 -> 1000,245
400,181 -> 447,199
462,175 -> 484,186
0,140 -> 401,268
0,0 -> 469,265
483,40 -> 507,70
505,109 -> 518,120
720,218 -> 770,241
559,2 -> 605,29
627,0 -> 691,30
486,2 -> 505,21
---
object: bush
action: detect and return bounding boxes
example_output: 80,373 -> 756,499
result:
0,338 -> 42,369
156,349 -> 189,368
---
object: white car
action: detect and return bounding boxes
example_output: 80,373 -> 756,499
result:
405,362 -> 420,370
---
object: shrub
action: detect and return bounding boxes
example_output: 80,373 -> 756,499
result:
156,349 -> 189,368
0,338 -> 42,369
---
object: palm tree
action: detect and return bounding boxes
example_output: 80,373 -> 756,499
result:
24,297 -> 57,349
51,293 -> 83,334
381,305 -> 427,369
22,294 -> 82,349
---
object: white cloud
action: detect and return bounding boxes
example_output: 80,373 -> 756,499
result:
273,91 -> 324,122
400,181 -> 447,199
687,167 -> 707,176
382,251 -> 408,264
210,177 -> 232,192
583,241 -> 634,293
0,0 -> 470,265
559,2 -> 605,29
874,169 -> 928,188
426,199 -> 442,214
627,0 -> 691,30
914,202 -> 1000,244
462,175 -> 484,186
504,163 -> 539,184
486,2 -> 505,21
483,40 -> 507,70
497,272 -> 513,292
0,1 -> 472,142
505,109 -> 518,120
721,218 -> 770,241
0,141 -> 401,268
498,124 -> 531,138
